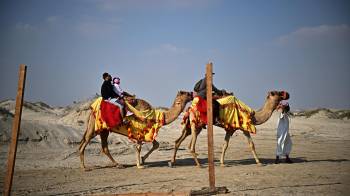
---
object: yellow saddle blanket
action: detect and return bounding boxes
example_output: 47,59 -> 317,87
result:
90,97 -> 109,132
217,95 -> 256,134
90,97 -> 164,142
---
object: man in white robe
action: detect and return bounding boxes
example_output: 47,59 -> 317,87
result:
275,102 -> 293,164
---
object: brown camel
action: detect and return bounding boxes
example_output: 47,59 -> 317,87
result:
169,91 -> 289,167
79,91 -> 192,170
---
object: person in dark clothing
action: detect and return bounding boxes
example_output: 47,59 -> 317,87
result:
194,74 -> 222,99
193,74 -> 225,124
101,72 -> 119,100
100,72 -> 125,118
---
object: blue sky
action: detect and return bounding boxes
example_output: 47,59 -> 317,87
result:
0,0 -> 349,109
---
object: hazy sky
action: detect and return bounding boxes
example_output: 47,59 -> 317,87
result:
0,0 -> 349,109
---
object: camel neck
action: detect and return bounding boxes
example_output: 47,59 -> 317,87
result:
253,100 -> 276,125
163,98 -> 186,125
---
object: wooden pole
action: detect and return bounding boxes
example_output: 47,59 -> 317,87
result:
4,64 -> 27,196
206,62 -> 215,192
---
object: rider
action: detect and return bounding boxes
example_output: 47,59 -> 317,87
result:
101,72 -> 124,115
101,73 -> 119,101
112,77 -> 133,98
193,73 -> 226,124
112,76 -> 134,116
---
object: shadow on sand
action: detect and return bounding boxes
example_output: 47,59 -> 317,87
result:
145,157 -> 350,168
220,157 -> 350,166
85,157 -> 350,170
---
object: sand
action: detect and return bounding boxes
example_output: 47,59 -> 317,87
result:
0,99 -> 349,195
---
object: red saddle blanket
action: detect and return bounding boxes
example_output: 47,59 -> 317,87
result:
100,100 -> 122,128
191,96 -> 207,124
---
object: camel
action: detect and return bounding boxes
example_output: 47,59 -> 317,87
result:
78,91 -> 192,170
169,90 -> 289,167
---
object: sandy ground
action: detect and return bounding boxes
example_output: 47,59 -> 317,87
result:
0,100 -> 349,195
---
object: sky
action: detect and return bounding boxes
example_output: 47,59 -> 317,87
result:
0,0 -> 349,109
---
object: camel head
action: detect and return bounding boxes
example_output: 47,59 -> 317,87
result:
162,91 -> 193,125
174,90 -> 193,107
266,90 -> 290,109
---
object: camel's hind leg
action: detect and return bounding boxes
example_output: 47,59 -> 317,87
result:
243,131 -> 262,166
220,131 -> 233,166
169,124 -> 190,167
100,131 -> 123,168
141,140 -> 160,164
79,113 -> 96,171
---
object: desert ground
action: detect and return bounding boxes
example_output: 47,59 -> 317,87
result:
0,98 -> 349,195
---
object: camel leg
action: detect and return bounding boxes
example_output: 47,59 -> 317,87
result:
243,131 -> 262,166
135,142 -> 144,169
79,114 -> 96,171
220,131 -> 233,167
100,131 -> 123,168
79,133 -> 95,171
169,125 -> 190,167
141,140 -> 159,164
187,140 -> 192,150
189,120 -> 201,167
187,124 -> 203,150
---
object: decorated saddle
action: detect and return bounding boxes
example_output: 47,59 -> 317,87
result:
183,95 -> 256,134
90,97 -> 165,143
90,97 -> 122,132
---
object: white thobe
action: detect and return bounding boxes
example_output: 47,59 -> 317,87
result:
276,112 -> 292,156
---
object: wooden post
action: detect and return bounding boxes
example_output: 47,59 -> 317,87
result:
206,62 -> 215,192
4,64 -> 27,196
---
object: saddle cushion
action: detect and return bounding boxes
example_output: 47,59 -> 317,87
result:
183,95 -> 256,134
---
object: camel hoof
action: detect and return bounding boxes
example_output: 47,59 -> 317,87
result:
83,167 -> 92,172
220,163 -> 227,167
115,164 -> 125,169
168,161 -> 175,168
256,163 -> 264,167
137,165 -> 145,169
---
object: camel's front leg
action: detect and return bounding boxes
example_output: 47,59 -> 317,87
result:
141,140 -> 159,164
135,142 -> 144,169
220,131 -> 233,167
189,119 -> 201,167
169,124 -> 190,167
243,131 -> 262,166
